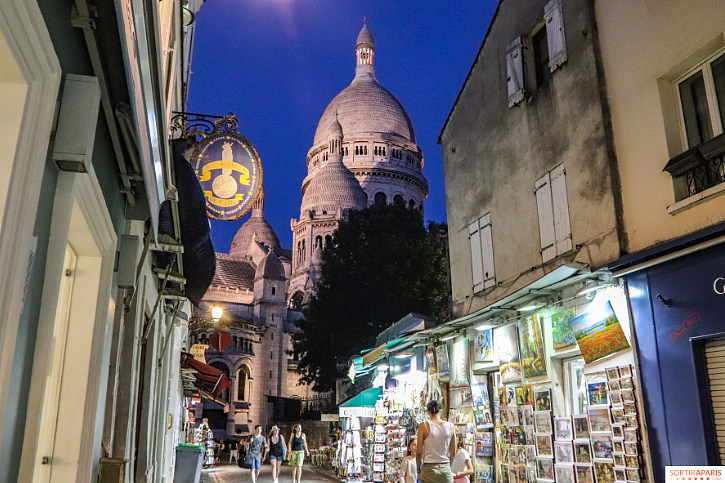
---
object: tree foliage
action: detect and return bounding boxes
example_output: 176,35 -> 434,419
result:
292,203 -> 449,392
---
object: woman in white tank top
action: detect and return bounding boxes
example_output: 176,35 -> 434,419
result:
416,400 -> 456,483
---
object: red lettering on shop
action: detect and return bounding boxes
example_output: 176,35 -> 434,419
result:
668,313 -> 703,341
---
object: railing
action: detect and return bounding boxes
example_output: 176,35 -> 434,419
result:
685,153 -> 725,197
665,133 -> 725,199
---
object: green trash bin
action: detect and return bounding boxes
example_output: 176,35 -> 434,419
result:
174,444 -> 205,483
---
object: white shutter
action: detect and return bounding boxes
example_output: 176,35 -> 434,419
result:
469,221 -> 484,293
507,37 -> 525,107
545,0 -> 567,71
705,339 -> 725,463
550,164 -> 572,255
479,214 -> 496,289
535,173 -> 557,262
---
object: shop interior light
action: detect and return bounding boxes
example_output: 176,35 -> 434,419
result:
393,351 -> 414,359
518,303 -> 542,312
376,364 -> 389,371
576,280 -> 607,297
476,323 -> 493,331
439,335 -> 456,341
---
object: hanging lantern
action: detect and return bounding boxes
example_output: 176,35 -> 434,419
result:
209,332 -> 232,352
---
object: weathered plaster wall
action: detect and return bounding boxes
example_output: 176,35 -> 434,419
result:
595,0 -> 725,252
441,0 -> 620,318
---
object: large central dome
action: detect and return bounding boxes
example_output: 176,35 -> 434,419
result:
312,21 -> 416,146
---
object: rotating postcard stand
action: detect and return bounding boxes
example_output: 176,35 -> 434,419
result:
342,416 -> 363,480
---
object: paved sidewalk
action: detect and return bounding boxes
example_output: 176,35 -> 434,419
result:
201,462 -> 341,483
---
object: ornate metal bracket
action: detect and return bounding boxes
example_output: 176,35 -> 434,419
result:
170,111 -> 241,142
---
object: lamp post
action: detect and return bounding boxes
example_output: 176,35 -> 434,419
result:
211,306 -> 223,322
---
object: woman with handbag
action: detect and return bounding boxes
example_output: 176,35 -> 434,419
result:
268,426 -> 287,483
287,424 -> 310,483
450,435 -> 473,483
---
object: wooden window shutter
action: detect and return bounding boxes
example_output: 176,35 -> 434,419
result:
507,37 -> 525,107
535,173 -> 557,262
705,339 -> 725,462
545,0 -> 567,71
550,164 -> 572,255
469,221 -> 484,293
479,214 -> 496,289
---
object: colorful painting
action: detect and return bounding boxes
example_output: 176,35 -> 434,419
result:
450,386 -> 473,408
436,344 -> 450,377
449,339 -> 471,388
474,328 -> 494,362
588,381 -> 608,406
551,308 -> 577,348
471,375 -> 490,409
575,465 -> 595,483
518,314 -> 547,377
496,325 -> 522,384
594,461 -> 616,483
570,301 -> 630,363
425,347 -> 437,377
535,388 -> 551,411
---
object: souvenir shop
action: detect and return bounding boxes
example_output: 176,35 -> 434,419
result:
417,280 -> 651,483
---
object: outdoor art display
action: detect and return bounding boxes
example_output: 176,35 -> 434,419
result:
534,387 -> 551,411
436,344 -> 450,377
450,386 -> 473,408
518,314 -> 547,377
496,324 -> 522,384
425,347 -> 437,377
587,380 -> 608,405
474,328 -> 494,362
449,339 -> 471,388
569,301 -> 630,363
551,307 -> 577,348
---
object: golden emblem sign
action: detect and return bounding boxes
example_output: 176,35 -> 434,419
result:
190,131 -> 263,221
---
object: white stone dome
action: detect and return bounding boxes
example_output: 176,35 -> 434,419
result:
229,188 -> 280,258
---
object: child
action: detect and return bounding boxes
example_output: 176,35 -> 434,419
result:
399,438 -> 418,483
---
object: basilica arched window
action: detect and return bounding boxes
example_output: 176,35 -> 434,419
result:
325,235 -> 332,247
409,199 -> 416,210
375,192 -> 387,205
302,239 -> 306,262
364,145 -> 368,155
238,365 -> 251,401
315,236 -> 322,249
394,195 -> 404,206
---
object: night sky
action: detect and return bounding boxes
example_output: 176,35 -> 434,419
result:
188,0 -> 498,252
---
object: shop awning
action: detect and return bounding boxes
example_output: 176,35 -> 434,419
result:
181,353 -> 230,399
362,344 -> 386,367
338,387 -> 382,417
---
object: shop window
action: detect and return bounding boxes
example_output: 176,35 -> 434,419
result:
562,357 -> 587,415
535,164 -> 572,263
469,213 -> 495,293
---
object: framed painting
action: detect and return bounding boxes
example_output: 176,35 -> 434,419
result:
496,324 -> 522,384
551,307 -> 577,348
518,314 -> 547,377
569,302 -> 630,363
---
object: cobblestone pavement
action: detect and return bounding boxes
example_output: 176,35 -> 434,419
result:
201,462 -> 340,483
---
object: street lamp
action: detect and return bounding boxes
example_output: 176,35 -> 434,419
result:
211,306 -> 223,322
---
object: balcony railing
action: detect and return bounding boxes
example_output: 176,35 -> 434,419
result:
665,133 -> 725,200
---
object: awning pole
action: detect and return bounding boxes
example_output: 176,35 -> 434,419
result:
159,300 -> 182,365
142,260 -> 175,343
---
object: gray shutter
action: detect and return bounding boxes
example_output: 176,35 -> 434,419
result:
469,221 -> 484,293
479,214 -> 496,289
705,339 -> 725,462
507,37 -> 525,107
545,0 -> 567,71
550,164 -> 572,255
535,173 -> 557,262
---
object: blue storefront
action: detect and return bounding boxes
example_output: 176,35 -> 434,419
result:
612,225 -> 725,482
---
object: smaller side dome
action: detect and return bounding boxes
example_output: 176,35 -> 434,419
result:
255,251 -> 285,281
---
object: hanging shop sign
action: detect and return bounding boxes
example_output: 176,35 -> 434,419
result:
190,344 -> 208,363
339,406 -> 376,418
190,128 -> 263,221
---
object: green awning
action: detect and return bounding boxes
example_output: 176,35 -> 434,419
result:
339,387 -> 383,408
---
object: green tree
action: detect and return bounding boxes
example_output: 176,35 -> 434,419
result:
291,203 -> 449,392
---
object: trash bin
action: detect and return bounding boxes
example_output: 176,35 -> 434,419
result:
174,443 -> 205,483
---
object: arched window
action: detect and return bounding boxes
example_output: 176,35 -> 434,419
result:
238,365 -> 251,401
302,239 -> 306,262
355,146 -> 359,155
375,192 -> 387,205
383,147 -> 386,156
409,199 -> 415,210
374,146 -> 378,155
364,146 -> 368,155
393,195 -> 404,206
315,236 -> 322,249
325,235 -> 332,247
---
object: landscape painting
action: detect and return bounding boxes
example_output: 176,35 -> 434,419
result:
551,308 -> 577,348
496,325 -> 522,384
569,301 -> 630,363
474,328 -> 494,362
436,343 -> 450,377
518,314 -> 547,377
450,339 -> 471,388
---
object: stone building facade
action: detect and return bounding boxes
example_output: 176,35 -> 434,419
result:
289,22 -> 429,304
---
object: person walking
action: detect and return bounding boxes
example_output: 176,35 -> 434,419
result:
450,435 -> 473,483
416,400 -> 455,483
399,438 -> 418,483
287,423 -> 310,483
229,439 -> 239,464
247,425 -> 269,483
268,426 -> 287,483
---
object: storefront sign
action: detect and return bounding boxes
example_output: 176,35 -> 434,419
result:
190,344 -> 208,363
191,130 -> 262,221
714,277 -> 725,294
339,407 -> 376,418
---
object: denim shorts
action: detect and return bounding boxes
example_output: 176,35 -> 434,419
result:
270,455 -> 284,461
251,456 -> 262,470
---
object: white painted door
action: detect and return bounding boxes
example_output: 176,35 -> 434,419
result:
33,244 -> 76,483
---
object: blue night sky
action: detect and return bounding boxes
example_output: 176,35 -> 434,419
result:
188,0 -> 498,251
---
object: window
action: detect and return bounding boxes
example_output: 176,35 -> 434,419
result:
533,27 -> 552,87
562,357 -> 587,415
408,199 -> 415,210
535,164 -> 572,263
272,286 -> 276,295
374,192 -> 387,205
238,366 -> 250,400
506,37 -> 525,107
393,195 -> 404,206
469,213 -> 495,293
677,51 -> 725,148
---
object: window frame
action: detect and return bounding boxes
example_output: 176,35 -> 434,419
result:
674,47 -> 725,150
